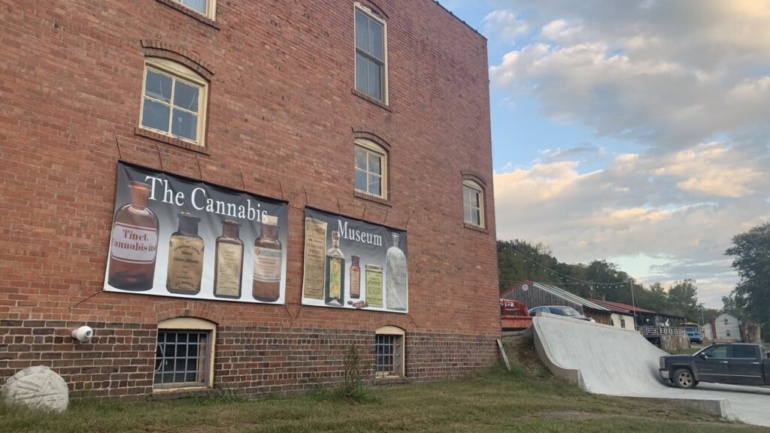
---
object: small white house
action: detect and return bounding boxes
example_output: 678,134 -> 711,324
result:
707,313 -> 742,342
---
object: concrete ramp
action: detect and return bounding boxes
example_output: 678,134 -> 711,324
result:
530,314 -> 770,427
532,313 -> 667,394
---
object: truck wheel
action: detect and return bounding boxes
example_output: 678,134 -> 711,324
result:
673,368 -> 696,389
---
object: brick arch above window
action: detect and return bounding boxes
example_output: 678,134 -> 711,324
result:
461,170 -> 488,188
375,325 -> 405,336
154,303 -> 224,325
358,0 -> 389,20
352,127 -> 391,151
141,40 -> 214,81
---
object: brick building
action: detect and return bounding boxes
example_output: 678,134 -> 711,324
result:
0,0 -> 499,399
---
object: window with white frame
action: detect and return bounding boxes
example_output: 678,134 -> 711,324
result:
354,5 -> 387,102
154,318 -> 216,390
141,58 -> 208,146
620,318 -> 626,329
355,139 -> 387,198
172,0 -> 215,19
375,326 -> 404,378
463,180 -> 484,228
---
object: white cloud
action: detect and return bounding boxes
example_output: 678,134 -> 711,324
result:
487,0 -> 770,148
482,0 -> 770,308
493,141 -> 770,308
483,9 -> 529,45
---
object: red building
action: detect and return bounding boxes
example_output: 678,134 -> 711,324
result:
0,0 -> 498,398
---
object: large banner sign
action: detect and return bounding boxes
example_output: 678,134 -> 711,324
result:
104,163 -> 288,304
302,208 -> 408,313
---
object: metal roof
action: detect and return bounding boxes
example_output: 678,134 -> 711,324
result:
503,281 -> 609,311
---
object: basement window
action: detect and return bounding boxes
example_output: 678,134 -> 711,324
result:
375,326 -> 405,378
154,318 -> 216,390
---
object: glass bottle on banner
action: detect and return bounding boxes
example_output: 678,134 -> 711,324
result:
214,220 -> 243,299
166,212 -> 204,295
252,215 -> 282,302
324,230 -> 345,306
108,181 -> 159,291
385,232 -> 408,311
349,255 -> 361,299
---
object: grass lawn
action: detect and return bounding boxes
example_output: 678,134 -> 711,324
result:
1,341 -> 766,433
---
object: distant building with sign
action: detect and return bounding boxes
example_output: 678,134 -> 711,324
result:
0,0 -> 498,398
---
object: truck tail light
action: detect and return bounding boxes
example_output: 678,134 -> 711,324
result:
659,357 -> 666,369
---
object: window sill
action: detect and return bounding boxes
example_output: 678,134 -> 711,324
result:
463,223 -> 488,234
373,376 -> 410,385
352,89 -> 392,112
135,127 -> 210,155
354,190 -> 391,207
154,0 -> 220,29
150,386 -> 213,399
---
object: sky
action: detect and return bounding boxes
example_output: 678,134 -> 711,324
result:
440,0 -> 770,309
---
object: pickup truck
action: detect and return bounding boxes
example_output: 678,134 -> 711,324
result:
659,343 -> 770,388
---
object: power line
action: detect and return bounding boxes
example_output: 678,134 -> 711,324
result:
500,246 -> 633,289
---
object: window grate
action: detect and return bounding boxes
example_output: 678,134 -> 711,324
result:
375,334 -> 395,374
154,330 -> 209,388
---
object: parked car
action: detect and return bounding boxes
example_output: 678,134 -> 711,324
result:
659,343 -> 770,388
683,322 -> 703,344
528,306 -> 595,322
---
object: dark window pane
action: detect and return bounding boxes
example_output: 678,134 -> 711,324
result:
174,81 -> 200,113
369,21 -> 384,60
355,53 -> 368,93
142,99 -> 170,132
368,62 -> 382,100
182,0 -> 207,14
355,11 -> 368,51
171,109 -> 198,141
368,153 -> 381,174
355,169 -> 367,191
369,176 -> 381,196
145,70 -> 172,102
355,147 -> 367,169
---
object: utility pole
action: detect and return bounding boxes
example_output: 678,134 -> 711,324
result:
629,279 -> 637,330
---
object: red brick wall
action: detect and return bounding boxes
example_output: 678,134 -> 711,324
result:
0,0 -> 499,397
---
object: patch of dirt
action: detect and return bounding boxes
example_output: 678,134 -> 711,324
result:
502,335 -> 552,378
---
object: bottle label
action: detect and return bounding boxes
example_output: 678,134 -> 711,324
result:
329,257 -> 342,299
365,269 -> 382,307
167,237 -> 204,293
110,223 -> 158,263
350,268 -> 360,298
253,247 -> 282,283
215,243 -> 243,297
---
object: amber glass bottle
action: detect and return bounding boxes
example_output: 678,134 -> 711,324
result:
166,212 -> 204,295
108,181 -> 159,291
349,255 -> 361,299
252,215 -> 282,302
213,220 -> 243,299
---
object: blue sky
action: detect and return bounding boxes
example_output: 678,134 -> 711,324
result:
441,0 -> 770,309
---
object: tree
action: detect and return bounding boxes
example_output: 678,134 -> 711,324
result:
725,222 -> 770,333
497,240 -> 561,291
638,282 -> 668,313
666,279 -> 700,321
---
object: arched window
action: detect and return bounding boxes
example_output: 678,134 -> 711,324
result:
375,326 -> 405,378
155,317 -> 216,389
355,138 -> 388,198
140,58 -> 209,146
462,179 -> 485,228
